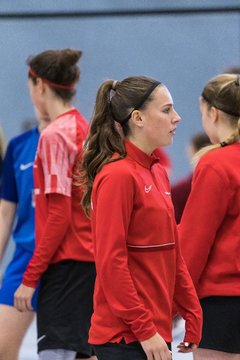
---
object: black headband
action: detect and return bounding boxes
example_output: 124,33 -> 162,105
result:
202,93 -> 240,117
119,81 -> 161,125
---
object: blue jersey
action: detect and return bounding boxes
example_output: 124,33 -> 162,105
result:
1,127 -> 39,252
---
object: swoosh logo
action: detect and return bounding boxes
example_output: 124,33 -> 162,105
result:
144,185 -> 152,193
37,334 -> 46,343
20,162 -> 34,171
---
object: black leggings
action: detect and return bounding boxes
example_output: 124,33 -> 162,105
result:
94,340 -> 171,360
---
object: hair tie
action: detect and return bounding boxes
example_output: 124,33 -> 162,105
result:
220,141 -> 228,147
235,75 -> 240,86
112,80 -> 118,90
109,80 -> 119,103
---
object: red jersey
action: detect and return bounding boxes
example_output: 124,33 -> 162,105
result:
179,143 -> 240,299
89,140 -> 202,345
23,109 -> 94,288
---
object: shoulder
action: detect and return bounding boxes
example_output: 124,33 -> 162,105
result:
95,157 -> 135,186
5,128 -> 39,159
198,144 -> 239,171
194,146 -> 235,186
8,127 -> 38,148
42,109 -> 88,141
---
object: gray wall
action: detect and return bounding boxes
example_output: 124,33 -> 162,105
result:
0,0 -> 240,181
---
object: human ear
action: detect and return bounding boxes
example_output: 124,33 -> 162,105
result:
131,110 -> 144,128
34,78 -> 46,94
210,106 -> 219,123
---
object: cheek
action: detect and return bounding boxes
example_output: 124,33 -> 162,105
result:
201,113 -> 209,130
29,87 -> 37,103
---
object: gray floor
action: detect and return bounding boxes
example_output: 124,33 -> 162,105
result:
19,318 -> 193,360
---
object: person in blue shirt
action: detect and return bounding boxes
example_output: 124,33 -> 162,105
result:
0,127 -> 6,193
0,111 -> 49,360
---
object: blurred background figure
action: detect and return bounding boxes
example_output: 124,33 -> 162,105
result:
0,127 -> 6,194
0,110 -> 49,360
14,48 -> 96,360
224,66 -> 240,74
171,132 -> 211,224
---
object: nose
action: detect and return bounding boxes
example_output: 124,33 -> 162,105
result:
173,109 -> 181,123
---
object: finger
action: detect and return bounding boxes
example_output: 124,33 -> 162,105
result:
20,298 -> 27,312
150,353 -> 156,360
26,297 -> 33,311
177,342 -> 185,347
14,295 -> 21,311
167,349 -> 172,360
21,296 -> 30,312
178,346 -> 192,353
146,351 -> 154,360
152,350 -> 161,360
161,351 -> 170,360
158,348 -> 171,360
191,344 -> 198,351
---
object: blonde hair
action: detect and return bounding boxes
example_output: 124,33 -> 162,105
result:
193,74 -> 240,166
0,127 -> 6,159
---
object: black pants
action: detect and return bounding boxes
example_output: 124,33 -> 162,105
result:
94,340 -> 171,360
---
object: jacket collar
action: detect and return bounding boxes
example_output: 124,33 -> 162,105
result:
125,140 -> 160,169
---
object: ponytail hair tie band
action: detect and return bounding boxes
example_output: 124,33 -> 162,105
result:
235,75 -> 240,86
112,80 -> 118,90
109,80 -> 119,102
220,141 -> 228,147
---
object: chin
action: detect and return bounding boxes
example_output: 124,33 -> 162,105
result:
166,139 -> 173,146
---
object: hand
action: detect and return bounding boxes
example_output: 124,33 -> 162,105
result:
177,341 -> 198,353
141,333 -> 172,360
14,284 -> 35,312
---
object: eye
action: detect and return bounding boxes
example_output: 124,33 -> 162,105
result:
163,107 -> 171,114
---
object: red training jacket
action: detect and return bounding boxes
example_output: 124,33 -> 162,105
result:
179,143 -> 240,299
89,140 -> 202,345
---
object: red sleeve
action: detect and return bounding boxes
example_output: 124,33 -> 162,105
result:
22,193 -> 71,288
38,128 -> 77,196
173,229 -> 203,345
93,168 -> 157,341
179,165 -> 229,288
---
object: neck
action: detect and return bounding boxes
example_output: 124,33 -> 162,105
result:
38,120 -> 48,133
46,99 -> 74,123
218,123 -> 236,143
127,136 -> 154,155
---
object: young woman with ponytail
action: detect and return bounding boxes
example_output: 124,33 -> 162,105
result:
14,49 -> 96,360
179,74 -> 240,360
81,76 -> 203,360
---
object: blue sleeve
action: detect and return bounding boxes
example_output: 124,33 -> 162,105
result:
1,140 -> 18,203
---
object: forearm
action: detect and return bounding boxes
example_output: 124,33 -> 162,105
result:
23,193 -> 71,287
0,200 -> 17,265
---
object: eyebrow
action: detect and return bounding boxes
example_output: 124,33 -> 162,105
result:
161,103 -> 173,107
